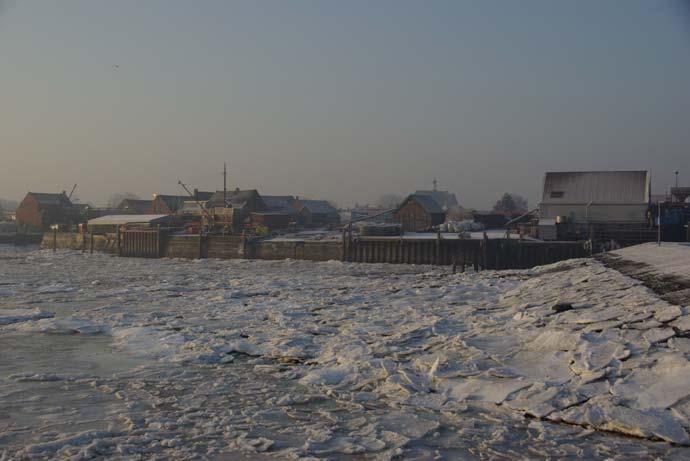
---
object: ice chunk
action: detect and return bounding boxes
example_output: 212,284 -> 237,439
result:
0,308 -> 53,325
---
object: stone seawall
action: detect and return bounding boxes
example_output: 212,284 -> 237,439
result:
41,232 -> 118,254
43,232 -> 342,263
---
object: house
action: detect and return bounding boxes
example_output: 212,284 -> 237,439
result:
540,171 -> 650,224
117,199 -> 154,214
151,191 -> 213,214
206,190 -> 266,214
297,200 -> 340,227
393,194 -> 445,232
262,195 -> 297,213
539,171 -> 651,242
414,189 -> 459,211
16,192 -> 78,231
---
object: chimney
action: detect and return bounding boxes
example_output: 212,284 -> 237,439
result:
194,188 -> 199,200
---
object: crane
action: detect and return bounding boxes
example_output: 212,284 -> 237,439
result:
68,184 -> 77,200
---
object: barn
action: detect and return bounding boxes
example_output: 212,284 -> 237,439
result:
393,194 -> 445,232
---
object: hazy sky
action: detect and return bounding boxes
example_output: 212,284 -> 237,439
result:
1,0 -> 689,209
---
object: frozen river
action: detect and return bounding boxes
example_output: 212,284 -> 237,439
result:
1,245 -> 689,459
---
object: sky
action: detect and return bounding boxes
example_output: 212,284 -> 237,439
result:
1,0 -> 689,209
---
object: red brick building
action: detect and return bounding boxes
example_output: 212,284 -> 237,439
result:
16,192 -> 78,231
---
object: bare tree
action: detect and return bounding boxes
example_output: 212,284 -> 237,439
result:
107,192 -> 141,209
493,193 -> 528,215
375,194 -> 403,209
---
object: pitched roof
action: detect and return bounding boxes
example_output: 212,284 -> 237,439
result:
207,190 -> 265,209
154,195 -> 189,211
414,190 -> 459,210
541,171 -> 650,204
262,195 -> 296,210
399,194 -> 444,214
299,200 -> 338,215
27,192 -> 73,207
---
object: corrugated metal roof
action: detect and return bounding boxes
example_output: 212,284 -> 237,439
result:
87,215 -> 169,226
541,171 -> 649,204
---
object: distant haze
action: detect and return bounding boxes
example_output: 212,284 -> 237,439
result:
1,1 -> 689,209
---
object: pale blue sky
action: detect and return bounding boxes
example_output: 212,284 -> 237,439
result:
1,0 -> 689,208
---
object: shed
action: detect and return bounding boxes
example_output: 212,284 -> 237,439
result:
540,171 -> 650,224
87,214 -> 170,234
393,194 -> 446,232
16,192 -> 78,231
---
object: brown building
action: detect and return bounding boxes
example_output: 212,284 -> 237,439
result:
296,200 -> 340,227
394,194 -> 445,232
16,192 -> 78,231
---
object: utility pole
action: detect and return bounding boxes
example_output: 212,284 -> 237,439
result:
676,171 -> 679,189
223,163 -> 227,208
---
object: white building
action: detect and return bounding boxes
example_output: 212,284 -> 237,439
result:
540,171 -> 650,225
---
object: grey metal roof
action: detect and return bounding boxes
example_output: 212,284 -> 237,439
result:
400,194 -> 444,214
541,171 -> 649,204
414,190 -> 459,209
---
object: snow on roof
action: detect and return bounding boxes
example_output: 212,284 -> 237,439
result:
542,171 -> 650,204
87,215 -> 169,226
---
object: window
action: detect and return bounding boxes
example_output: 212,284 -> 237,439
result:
550,191 -> 564,198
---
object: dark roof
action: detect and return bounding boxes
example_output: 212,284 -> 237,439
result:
414,190 -> 459,210
262,195 -> 296,210
207,190 -> 265,209
399,194 -> 444,214
117,199 -> 153,213
154,195 -> 189,211
299,200 -> 338,215
27,192 -> 73,207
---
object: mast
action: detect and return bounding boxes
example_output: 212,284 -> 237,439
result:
223,163 -> 227,208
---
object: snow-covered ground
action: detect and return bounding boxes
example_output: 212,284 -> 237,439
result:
612,242 -> 690,278
1,245 -> 690,459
